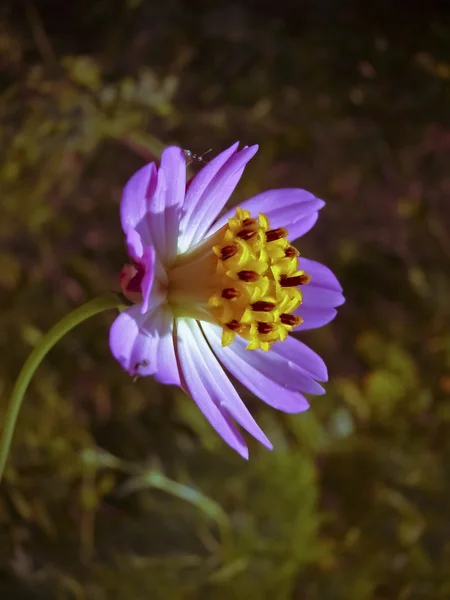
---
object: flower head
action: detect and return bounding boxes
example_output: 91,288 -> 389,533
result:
110,143 -> 344,458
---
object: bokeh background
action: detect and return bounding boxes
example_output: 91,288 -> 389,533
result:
1,1 -> 450,598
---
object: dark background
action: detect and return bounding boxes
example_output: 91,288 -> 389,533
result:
1,1 -> 450,598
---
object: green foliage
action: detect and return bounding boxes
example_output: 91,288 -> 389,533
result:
2,1 -> 450,598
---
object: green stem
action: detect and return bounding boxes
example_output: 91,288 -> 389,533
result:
0,293 -> 123,483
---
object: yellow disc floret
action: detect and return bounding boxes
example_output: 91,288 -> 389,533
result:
207,208 -> 311,351
167,207 -> 310,351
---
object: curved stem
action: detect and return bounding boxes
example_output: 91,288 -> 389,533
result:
0,293 -> 123,483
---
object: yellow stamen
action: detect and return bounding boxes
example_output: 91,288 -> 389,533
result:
167,207 -> 311,351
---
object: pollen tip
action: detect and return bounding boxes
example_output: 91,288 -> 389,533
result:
280,273 -> 311,287
251,300 -> 276,312
284,246 -> 299,258
220,244 -> 239,260
266,227 -> 288,242
280,313 -> 303,327
237,228 -> 258,241
222,287 -> 240,300
238,270 -> 260,282
257,322 -> 274,335
225,319 -> 242,332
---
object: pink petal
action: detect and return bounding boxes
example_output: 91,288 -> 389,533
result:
211,188 -> 324,241
125,228 -> 167,284
183,319 -> 272,447
301,286 -> 345,309
269,335 -> 328,382
178,143 -> 258,252
120,147 -> 186,265
148,146 -> 186,264
208,324 -> 324,394
300,258 -> 343,292
121,162 -> 158,245
176,319 -> 249,458
294,306 -> 338,331
109,303 -> 180,386
289,211 -> 320,241
297,258 -> 345,311
150,308 -> 180,385
125,228 -> 143,261
178,142 -> 238,251
202,323 -> 311,414
139,245 -> 155,314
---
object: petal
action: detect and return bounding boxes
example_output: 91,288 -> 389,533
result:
140,245 -> 155,314
176,319 -> 250,458
289,211 -> 320,241
299,258 -> 345,310
121,147 -> 186,265
300,285 -> 345,310
178,142 -> 239,250
148,146 -> 186,263
109,303 -> 180,386
182,320 -> 272,448
150,307 -> 180,385
178,143 -> 258,252
202,323 -> 311,414
125,228 -> 143,261
207,324 -> 324,394
121,162 -> 158,245
300,258 -> 343,292
211,189 -> 324,241
125,230 -> 167,286
293,258 -> 343,328
110,304 -> 159,377
269,335 -> 328,382
295,306 -> 338,331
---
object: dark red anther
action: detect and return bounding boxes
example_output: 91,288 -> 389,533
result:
266,227 -> 288,242
238,270 -> 260,282
251,301 -> 276,312
221,287 -> 240,300
220,244 -> 238,260
225,319 -> 241,331
237,228 -> 257,241
280,273 -> 311,287
257,322 -> 274,335
280,314 -> 303,327
284,246 -> 299,258
242,218 -> 257,227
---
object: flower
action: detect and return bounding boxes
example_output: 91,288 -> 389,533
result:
110,143 -> 344,458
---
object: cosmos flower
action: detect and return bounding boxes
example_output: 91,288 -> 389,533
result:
110,143 -> 344,458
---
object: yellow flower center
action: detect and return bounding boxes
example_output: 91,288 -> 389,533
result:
168,207 -> 311,351
167,208 -> 311,351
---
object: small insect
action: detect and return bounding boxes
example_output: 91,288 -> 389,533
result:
132,359 -> 149,382
184,148 -> 212,166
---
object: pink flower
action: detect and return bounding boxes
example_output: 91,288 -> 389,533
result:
110,143 -> 344,458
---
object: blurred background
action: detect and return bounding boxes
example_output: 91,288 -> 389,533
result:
1,1 -> 450,598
